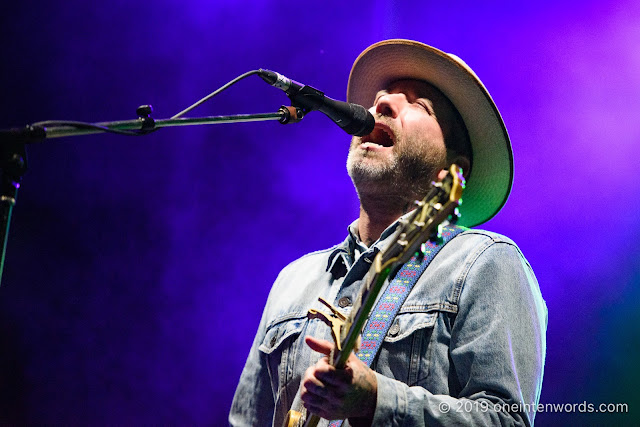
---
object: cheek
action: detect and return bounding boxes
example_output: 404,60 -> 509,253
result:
419,120 -> 446,144
405,113 -> 444,139
401,125 -> 447,158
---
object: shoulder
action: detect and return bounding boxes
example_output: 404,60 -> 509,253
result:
422,226 -> 541,303
445,227 -> 530,269
450,228 -> 545,313
275,242 -> 344,283
407,227 -> 535,309
455,227 -> 519,248
261,240 -> 348,325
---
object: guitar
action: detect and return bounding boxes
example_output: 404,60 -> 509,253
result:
284,164 -> 465,427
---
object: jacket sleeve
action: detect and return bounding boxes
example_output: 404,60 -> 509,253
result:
370,240 -> 547,426
228,304 -> 275,427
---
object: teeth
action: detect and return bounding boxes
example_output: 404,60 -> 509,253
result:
361,125 -> 393,147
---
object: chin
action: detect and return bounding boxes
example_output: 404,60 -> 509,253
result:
348,156 -> 396,184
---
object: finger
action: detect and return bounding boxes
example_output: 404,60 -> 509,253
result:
301,382 -> 326,401
317,352 -> 370,389
303,400 -> 333,420
301,377 -> 334,409
303,365 -> 324,385
305,335 -> 334,355
315,366 -> 352,388
302,376 -> 326,396
307,362 -> 342,390
302,363 -> 337,398
301,391 -> 341,419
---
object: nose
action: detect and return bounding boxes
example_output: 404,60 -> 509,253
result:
374,93 -> 403,118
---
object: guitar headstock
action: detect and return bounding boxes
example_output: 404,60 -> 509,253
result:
377,164 -> 465,273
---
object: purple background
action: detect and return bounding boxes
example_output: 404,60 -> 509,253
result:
1,1 -> 639,425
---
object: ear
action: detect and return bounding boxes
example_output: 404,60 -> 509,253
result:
436,156 -> 471,181
449,155 -> 471,180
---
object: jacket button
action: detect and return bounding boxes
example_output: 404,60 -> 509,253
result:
338,297 -> 352,308
388,322 -> 400,336
270,335 -> 277,347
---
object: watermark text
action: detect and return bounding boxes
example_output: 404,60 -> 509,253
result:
437,400 -> 629,414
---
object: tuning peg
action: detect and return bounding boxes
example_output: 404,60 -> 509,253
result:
448,208 -> 461,224
428,223 -> 444,245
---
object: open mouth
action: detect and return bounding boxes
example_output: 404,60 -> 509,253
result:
361,124 -> 394,147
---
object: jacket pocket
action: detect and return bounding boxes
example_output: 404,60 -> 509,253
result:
384,312 -> 437,342
259,316 -> 306,355
259,315 -> 307,401
376,311 -> 439,386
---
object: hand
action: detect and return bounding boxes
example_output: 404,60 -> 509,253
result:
300,336 -> 377,424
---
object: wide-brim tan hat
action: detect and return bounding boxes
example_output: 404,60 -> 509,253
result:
347,39 -> 513,228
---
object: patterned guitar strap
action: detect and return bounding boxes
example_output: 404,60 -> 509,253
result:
328,224 -> 465,427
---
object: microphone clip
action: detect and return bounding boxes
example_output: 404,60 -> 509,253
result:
287,85 -> 325,113
278,105 -> 305,124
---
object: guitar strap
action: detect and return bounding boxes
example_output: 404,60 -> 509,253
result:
329,224 -> 466,427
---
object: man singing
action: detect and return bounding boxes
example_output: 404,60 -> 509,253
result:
229,39 -> 547,427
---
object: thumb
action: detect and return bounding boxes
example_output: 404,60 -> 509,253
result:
304,335 -> 334,356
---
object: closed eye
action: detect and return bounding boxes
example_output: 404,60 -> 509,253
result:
416,100 -> 435,116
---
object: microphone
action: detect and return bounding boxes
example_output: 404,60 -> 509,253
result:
258,69 -> 374,137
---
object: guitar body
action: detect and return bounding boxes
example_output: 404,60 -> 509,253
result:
284,410 -> 302,427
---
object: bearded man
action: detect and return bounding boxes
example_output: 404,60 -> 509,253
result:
229,39 -> 547,427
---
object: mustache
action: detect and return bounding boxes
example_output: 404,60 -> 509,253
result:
374,114 -> 399,137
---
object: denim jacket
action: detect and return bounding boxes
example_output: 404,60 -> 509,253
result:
229,220 -> 547,426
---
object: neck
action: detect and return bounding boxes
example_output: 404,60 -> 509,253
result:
357,194 -> 412,246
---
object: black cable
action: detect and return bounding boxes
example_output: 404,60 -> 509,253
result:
170,69 -> 262,119
29,70 -> 263,136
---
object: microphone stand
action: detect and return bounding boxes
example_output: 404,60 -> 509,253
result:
0,104 -> 304,287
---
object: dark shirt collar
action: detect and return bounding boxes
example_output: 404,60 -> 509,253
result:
326,215 -> 408,276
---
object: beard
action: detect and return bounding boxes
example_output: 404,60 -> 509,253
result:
346,133 -> 446,202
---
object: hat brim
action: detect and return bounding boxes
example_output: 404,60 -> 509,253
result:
347,39 -> 513,227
